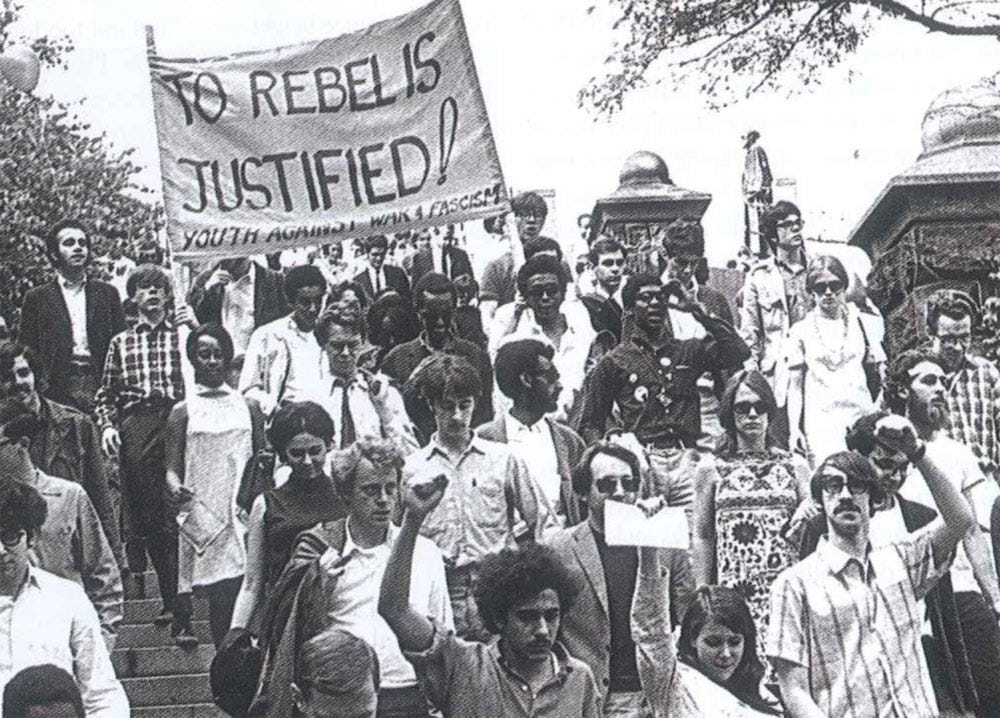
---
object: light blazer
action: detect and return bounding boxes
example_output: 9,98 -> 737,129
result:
546,521 -> 695,708
476,415 -> 586,526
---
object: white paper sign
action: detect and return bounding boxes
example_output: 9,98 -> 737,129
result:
604,502 -> 690,549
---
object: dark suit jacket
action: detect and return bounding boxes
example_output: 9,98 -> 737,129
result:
800,499 -> 977,712
409,246 -> 474,286
19,279 -> 124,403
188,262 -> 288,329
353,265 -> 410,303
477,415 -> 587,525
29,397 -> 123,566
580,293 -> 624,342
546,522 -> 694,708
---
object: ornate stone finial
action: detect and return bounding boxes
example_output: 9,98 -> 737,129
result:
921,73 -> 1000,157
618,151 -> 672,188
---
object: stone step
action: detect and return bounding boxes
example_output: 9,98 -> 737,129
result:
119,621 -> 213,649
113,645 -> 215,678
124,598 -> 209,625
122,673 -> 212,707
133,704 -> 223,718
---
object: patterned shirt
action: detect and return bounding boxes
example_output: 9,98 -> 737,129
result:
944,354 -> 1000,481
577,316 -> 749,448
403,435 -> 541,568
94,317 -> 185,430
766,531 -> 946,718
238,315 -> 328,417
0,567 -> 129,716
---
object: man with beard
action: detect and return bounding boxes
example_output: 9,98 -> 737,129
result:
488,256 -> 600,422
737,201 -> 812,446
94,264 -> 186,627
478,338 -> 587,528
0,341 -> 122,570
0,482 -> 128,716
883,348 -> 1000,717
379,272 -> 494,444
0,400 -> 121,648
239,265 -> 329,417
767,440 -> 973,718
580,238 -> 627,342
18,219 -> 125,413
402,353 -> 543,639
923,289 -> 1000,485
379,475 -> 601,718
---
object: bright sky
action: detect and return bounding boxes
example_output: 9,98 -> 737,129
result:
15,0 -> 1000,264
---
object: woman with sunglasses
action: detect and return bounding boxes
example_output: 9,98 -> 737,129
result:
786,255 -> 885,467
692,370 -> 814,681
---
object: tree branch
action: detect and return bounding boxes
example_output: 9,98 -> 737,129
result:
857,0 -> 1000,33
747,2 -> 835,94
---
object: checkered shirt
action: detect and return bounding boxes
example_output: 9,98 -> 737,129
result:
945,355 -> 1000,481
766,531 -> 946,718
94,319 -> 185,430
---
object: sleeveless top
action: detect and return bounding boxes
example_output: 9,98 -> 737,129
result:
263,476 -> 345,586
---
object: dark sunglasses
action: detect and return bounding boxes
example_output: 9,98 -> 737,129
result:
525,284 -> 563,300
0,528 -> 25,548
811,281 -> 843,295
594,476 -> 641,495
820,476 -> 869,496
733,400 -> 768,416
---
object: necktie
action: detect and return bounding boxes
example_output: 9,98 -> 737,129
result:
338,382 -> 356,448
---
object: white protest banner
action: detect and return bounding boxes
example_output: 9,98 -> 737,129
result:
604,502 -> 690,549
147,0 -> 507,259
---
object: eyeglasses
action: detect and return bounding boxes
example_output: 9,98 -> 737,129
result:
810,281 -> 843,295
872,453 -> 907,473
938,332 -> 971,345
670,256 -> 700,270
820,475 -> 870,496
594,476 -> 641,495
525,284 -> 563,300
776,218 -> 803,231
733,400 -> 768,416
326,340 -> 360,355
0,529 -> 25,548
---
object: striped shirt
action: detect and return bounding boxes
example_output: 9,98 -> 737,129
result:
766,531 -> 946,718
94,318 -> 185,430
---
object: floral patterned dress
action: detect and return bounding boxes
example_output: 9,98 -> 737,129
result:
714,449 -> 802,662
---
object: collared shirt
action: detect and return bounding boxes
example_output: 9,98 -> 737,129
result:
404,621 -> 601,718
488,303 -> 596,416
766,532 -> 946,718
238,315 -> 328,416
899,436 -> 999,595
0,567 -> 129,716
325,521 -> 452,689
944,354 -> 1000,480
367,264 -> 388,295
379,333 -> 494,442
317,371 -> 418,454
27,470 -> 122,649
220,267 -> 255,355
58,275 -> 89,358
404,434 -> 541,567
504,412 -> 561,511
94,317 -> 185,430
578,317 -> 749,448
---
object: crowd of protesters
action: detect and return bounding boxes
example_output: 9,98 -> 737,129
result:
0,192 -> 999,718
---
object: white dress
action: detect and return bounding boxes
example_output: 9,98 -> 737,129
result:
787,306 -> 884,466
178,385 -> 253,591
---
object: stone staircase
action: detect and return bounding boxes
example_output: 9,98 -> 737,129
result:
114,573 -> 224,717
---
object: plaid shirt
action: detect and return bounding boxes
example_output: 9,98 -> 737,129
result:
766,531 -> 946,718
94,318 -> 185,430
945,354 -> 1000,481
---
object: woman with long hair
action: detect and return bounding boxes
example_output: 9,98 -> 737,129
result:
692,370 -> 814,674
786,255 -> 885,466
634,550 -> 782,716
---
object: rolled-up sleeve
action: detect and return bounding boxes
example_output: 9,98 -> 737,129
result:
70,587 -> 130,716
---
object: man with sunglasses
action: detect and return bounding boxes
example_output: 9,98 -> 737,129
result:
547,441 -> 693,716
737,201 -> 812,446
239,264 -> 329,417
882,348 -> 1000,717
19,219 -> 125,414
489,255 -> 601,421
0,482 -> 129,715
768,434 -> 973,718
315,312 -> 417,453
